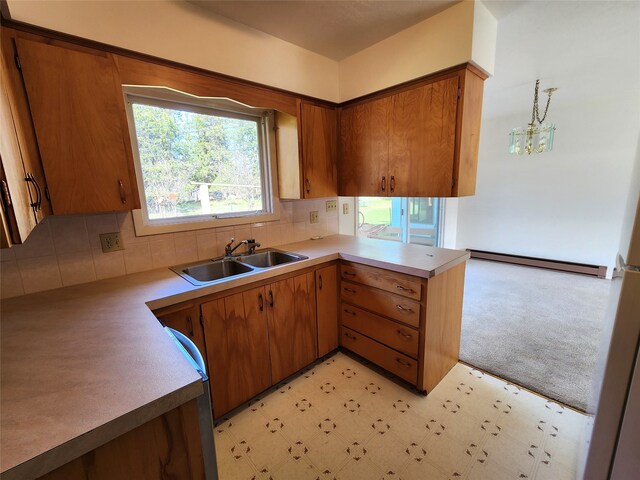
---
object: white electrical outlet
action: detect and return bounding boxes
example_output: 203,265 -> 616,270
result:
309,211 -> 319,224
342,203 -> 350,215
326,200 -> 337,212
99,232 -> 124,253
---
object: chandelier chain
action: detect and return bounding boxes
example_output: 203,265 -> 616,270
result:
531,79 -> 553,124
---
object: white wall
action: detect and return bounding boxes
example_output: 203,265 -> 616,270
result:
5,0 -> 340,101
6,1 -> 496,103
455,1 -> 640,274
338,1 -> 497,101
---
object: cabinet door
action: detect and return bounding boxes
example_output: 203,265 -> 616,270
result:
299,102 -> 337,198
338,96 -> 390,196
201,288 -> 271,417
15,38 -> 137,214
156,305 -> 206,360
267,273 -> 317,383
389,76 -> 458,197
0,59 -> 36,246
316,265 -> 338,357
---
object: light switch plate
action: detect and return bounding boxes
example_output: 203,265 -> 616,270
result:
326,200 -> 337,212
309,211 -> 319,224
342,203 -> 350,215
99,232 -> 124,253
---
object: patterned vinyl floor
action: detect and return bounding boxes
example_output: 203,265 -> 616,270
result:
213,352 -> 590,480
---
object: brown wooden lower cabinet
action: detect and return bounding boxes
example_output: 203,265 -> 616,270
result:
316,264 -> 338,357
156,304 -> 206,358
341,326 -> 418,384
201,287 -> 272,417
195,267 -> 328,417
340,261 -> 466,393
267,272 -> 317,383
37,399 -> 204,480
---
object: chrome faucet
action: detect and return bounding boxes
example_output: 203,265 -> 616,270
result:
224,238 -> 261,257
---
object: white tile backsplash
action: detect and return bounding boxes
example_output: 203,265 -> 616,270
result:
18,255 -> 62,294
0,198 -> 339,299
58,251 -> 97,286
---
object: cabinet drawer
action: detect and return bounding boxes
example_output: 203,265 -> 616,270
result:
340,326 -> 418,385
341,281 -> 420,328
341,304 -> 419,358
341,263 -> 422,301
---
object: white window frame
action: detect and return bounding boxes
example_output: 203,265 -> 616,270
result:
123,86 -> 280,236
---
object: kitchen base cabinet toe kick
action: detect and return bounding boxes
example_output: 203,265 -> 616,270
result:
339,261 -> 466,393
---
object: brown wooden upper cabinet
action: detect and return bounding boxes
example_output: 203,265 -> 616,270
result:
277,100 -> 337,199
0,31 -> 51,246
13,37 -> 139,214
339,65 -> 485,197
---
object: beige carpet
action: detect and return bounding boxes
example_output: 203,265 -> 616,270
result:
459,259 -> 613,411
213,352 -> 589,480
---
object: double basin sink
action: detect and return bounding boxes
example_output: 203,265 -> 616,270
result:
171,249 -> 308,286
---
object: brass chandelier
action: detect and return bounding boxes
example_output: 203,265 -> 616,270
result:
509,79 -> 558,155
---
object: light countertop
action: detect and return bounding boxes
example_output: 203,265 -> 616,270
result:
0,235 -> 469,479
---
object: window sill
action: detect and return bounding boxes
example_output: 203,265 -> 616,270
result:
131,208 -> 281,236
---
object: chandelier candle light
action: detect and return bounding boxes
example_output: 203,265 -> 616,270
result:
509,79 -> 558,155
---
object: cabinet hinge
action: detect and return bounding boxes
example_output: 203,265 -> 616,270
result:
1,180 -> 12,208
14,53 -> 21,71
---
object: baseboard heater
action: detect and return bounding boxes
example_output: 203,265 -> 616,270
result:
468,250 -> 607,278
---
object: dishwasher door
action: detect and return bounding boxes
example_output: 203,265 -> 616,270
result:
165,327 -> 218,480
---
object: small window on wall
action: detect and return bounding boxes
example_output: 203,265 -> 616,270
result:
357,197 -> 442,246
124,88 -> 277,235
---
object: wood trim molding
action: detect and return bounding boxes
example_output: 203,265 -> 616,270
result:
468,249 -> 607,278
1,17 -> 489,111
339,62 -> 489,109
0,17 -> 338,109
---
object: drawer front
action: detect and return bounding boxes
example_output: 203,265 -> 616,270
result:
341,263 -> 422,301
341,304 -> 419,358
340,326 -> 418,384
340,281 -> 420,328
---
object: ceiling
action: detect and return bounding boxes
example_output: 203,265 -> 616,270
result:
189,0 -> 461,60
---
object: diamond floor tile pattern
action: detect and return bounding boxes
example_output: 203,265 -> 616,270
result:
213,352 -> 590,480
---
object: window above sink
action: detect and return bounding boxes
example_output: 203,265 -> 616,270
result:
123,87 -> 280,236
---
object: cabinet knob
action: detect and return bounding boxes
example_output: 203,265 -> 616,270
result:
381,176 -> 386,192
390,175 -> 395,193
343,271 -> 356,277
396,329 -> 412,340
343,287 -> 356,295
186,316 -> 194,337
396,285 -> 415,294
396,304 -> 414,313
268,290 -> 274,307
344,332 -> 357,341
305,178 -> 311,194
395,358 -> 411,368
258,293 -> 264,311
343,308 -> 356,316
118,179 -> 127,204
318,274 -> 323,290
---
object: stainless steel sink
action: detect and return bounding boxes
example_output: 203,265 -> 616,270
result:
171,259 -> 255,285
237,249 -> 308,268
170,249 -> 307,286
